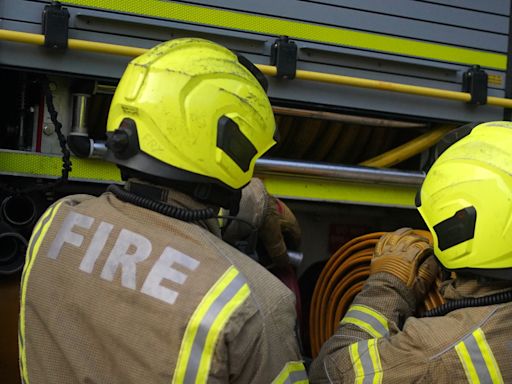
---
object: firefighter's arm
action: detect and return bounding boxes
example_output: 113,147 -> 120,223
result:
310,228 -> 439,382
226,294 -> 308,384
223,178 -> 301,267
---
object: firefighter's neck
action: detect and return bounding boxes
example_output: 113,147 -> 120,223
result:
125,178 -> 221,237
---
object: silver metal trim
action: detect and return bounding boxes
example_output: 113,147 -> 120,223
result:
255,158 -> 425,186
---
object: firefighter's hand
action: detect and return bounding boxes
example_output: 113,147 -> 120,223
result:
370,228 -> 439,300
223,178 -> 301,267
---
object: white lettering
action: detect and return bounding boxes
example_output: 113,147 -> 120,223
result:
100,229 -> 152,289
47,212 -> 94,259
50,216 -> 200,305
141,247 -> 200,304
79,221 -> 114,273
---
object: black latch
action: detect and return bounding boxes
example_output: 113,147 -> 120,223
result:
42,1 -> 70,50
270,36 -> 297,79
462,65 -> 488,105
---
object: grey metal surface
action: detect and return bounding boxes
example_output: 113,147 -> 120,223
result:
1,0 -> 509,122
255,158 -> 425,186
297,0 -> 509,32
71,94 -> 89,134
417,0 -> 509,15
153,0 -> 509,50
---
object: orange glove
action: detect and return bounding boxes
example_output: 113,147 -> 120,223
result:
259,192 -> 301,267
371,228 -> 440,300
223,178 -> 301,267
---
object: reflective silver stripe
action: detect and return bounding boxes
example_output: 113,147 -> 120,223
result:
289,369 -> 309,383
342,305 -> 389,338
183,272 -> 247,383
19,202 -> 59,346
272,361 -> 308,384
286,368 -> 309,383
21,203 -> 58,276
464,332 -> 493,384
19,201 -> 63,384
349,339 -> 383,384
455,328 -> 503,384
359,342 -> 375,384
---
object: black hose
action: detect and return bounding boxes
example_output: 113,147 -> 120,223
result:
0,223 -> 28,275
107,184 -> 217,222
421,289 -> 512,317
15,77 -> 72,195
2,195 -> 36,227
41,77 -> 72,185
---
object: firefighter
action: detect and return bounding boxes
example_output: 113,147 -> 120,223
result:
310,121 -> 512,383
19,38 -> 307,383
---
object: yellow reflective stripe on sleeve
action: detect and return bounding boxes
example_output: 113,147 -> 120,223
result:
367,339 -> 383,384
349,339 -> 383,384
473,329 -> 504,384
349,342 -> 365,384
173,266 -> 250,383
455,328 -> 504,384
455,341 -> 480,383
341,305 -> 389,338
18,201 -> 64,384
62,0 -> 506,70
271,361 -> 308,384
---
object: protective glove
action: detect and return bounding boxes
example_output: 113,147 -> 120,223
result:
222,178 -> 301,267
370,228 -> 440,301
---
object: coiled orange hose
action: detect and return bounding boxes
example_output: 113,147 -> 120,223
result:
309,231 -> 445,357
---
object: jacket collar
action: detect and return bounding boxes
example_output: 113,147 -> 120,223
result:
125,179 -> 222,238
440,275 -> 512,300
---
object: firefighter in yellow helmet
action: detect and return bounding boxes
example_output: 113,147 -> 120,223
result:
310,121 -> 512,383
19,38 -> 307,383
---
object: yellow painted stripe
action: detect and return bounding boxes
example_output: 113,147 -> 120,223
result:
62,0 -> 506,70
196,283 -> 250,382
341,317 -> 384,339
272,361 -> 308,384
0,151 -> 418,208
455,342 -> 480,383
368,339 -> 383,384
0,150 -> 121,182
173,266 -> 240,383
473,329 -> 504,384
349,342 -> 365,384
261,174 -> 417,208
19,201 -> 64,384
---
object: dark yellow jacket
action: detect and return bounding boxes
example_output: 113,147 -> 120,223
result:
19,188 -> 306,383
310,274 -> 512,383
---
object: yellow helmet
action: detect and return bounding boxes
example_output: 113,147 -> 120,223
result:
417,121 -> 512,280
105,38 -> 276,200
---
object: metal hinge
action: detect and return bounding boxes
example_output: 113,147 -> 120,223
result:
462,65 -> 488,105
270,36 -> 298,79
42,1 -> 70,50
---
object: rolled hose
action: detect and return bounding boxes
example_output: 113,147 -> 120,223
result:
0,222 -> 28,275
309,231 -> 445,357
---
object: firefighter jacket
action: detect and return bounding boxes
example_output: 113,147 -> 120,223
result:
309,273 -> 512,383
19,187 -> 308,383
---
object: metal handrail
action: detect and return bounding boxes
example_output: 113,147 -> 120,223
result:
255,158 -> 425,186
1,28 -> 512,108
